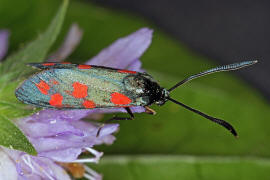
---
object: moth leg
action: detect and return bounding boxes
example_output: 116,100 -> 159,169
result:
144,106 -> 156,115
96,107 -> 134,137
110,107 -> 134,121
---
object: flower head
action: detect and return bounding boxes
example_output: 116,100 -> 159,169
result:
1,26 -> 153,179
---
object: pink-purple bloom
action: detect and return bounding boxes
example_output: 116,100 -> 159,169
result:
48,23 -> 83,62
0,26 -> 153,179
0,29 -> 9,61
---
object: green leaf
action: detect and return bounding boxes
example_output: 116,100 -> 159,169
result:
0,115 -> 35,154
0,0 -> 68,77
0,0 -> 68,155
91,155 -> 270,180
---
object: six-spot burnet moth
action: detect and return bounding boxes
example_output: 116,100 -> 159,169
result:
15,60 -> 258,137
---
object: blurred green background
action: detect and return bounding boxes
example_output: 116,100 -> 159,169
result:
0,0 -> 270,179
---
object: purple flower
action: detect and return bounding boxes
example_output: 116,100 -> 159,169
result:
0,29 -> 9,61
48,23 -> 83,62
2,147 -> 71,180
1,26 -> 153,179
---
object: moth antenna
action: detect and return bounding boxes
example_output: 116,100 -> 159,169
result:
167,97 -> 238,137
168,60 -> 258,92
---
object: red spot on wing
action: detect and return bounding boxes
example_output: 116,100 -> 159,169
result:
49,93 -> 63,107
78,65 -> 92,69
118,69 -> 137,74
43,63 -> 55,66
52,80 -> 59,85
49,79 -> 59,85
35,80 -> 50,95
111,92 -> 132,105
72,82 -> 88,98
83,100 -> 96,108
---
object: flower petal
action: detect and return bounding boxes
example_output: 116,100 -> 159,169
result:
0,30 -> 9,61
2,148 -> 71,180
94,124 -> 119,145
48,23 -> 83,62
17,113 -> 119,162
97,123 -> 119,137
39,148 -> 82,162
22,109 -> 92,123
0,149 -> 17,180
78,106 -> 146,116
17,119 -> 84,138
87,28 -> 153,69
18,154 -> 71,180
127,58 -> 143,72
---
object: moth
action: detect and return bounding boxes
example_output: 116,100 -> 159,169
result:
15,61 -> 258,137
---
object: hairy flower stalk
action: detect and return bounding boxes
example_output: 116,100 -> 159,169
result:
0,26 -> 153,179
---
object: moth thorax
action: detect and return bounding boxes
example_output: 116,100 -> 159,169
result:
123,75 -> 147,94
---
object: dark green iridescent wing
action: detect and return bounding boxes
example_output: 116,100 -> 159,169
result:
16,63 -> 148,109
